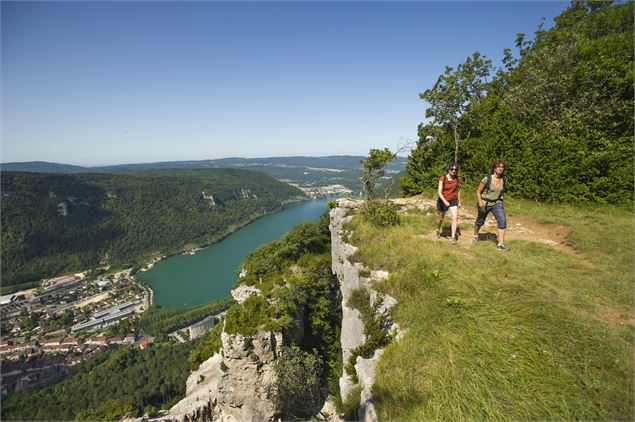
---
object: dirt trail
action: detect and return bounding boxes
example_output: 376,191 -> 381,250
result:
392,195 -> 575,253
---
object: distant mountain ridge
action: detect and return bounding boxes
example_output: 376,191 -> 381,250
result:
1,161 -> 88,173
2,156 -> 408,193
1,155 -> 408,174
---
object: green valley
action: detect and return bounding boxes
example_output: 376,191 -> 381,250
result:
1,168 -> 304,287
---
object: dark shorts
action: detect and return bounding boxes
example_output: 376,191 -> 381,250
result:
475,201 -> 507,229
437,197 -> 458,213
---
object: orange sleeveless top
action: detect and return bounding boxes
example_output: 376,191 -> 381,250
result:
440,175 -> 459,201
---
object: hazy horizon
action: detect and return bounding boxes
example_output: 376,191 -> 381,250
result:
1,153 -> 411,168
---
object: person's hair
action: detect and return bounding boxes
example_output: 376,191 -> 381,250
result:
446,162 -> 459,173
490,160 -> 506,175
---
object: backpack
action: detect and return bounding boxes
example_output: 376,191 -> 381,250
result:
441,175 -> 460,195
483,174 -> 507,200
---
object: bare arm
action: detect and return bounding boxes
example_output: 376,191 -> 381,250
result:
437,178 -> 448,205
476,182 -> 485,208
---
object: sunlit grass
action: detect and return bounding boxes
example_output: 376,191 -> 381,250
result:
346,198 -> 634,420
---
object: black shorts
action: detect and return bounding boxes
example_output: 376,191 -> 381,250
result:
437,197 -> 458,213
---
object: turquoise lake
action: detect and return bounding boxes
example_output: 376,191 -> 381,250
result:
137,197 -> 334,308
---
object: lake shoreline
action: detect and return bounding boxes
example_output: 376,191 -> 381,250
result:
138,195 -> 336,308
139,196 -> 307,264
136,196 -> 311,305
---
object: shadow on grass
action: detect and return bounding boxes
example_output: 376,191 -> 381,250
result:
372,384 -> 427,419
475,232 -> 497,243
439,227 -> 462,238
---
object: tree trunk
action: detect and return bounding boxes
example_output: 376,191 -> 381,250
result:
452,125 -> 459,163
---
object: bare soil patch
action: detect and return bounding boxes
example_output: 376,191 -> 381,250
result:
73,292 -> 110,308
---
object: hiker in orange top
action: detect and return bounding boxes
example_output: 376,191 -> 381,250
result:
436,162 -> 461,244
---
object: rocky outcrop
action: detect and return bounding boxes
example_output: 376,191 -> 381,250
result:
155,281 -> 283,422
355,349 -> 384,422
158,328 -> 282,422
214,330 -> 282,421
168,353 -> 223,420
330,199 -> 400,422
330,199 -> 366,398
230,285 -> 262,304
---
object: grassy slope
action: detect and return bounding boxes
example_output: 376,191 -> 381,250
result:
346,197 -> 634,420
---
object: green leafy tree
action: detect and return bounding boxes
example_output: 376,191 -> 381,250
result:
229,213 -> 342,401
498,0 -> 634,202
360,148 -> 396,201
420,52 -> 493,163
401,124 -> 450,195
407,1 -> 632,204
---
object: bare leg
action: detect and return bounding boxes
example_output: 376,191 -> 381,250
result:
436,212 -> 445,236
449,206 -> 458,240
498,228 -> 506,244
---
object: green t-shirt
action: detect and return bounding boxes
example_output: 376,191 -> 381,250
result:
481,176 -> 504,203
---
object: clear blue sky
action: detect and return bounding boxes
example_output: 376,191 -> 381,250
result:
1,1 -> 568,166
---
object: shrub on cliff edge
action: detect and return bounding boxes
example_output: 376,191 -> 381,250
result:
273,345 -> 325,419
363,201 -> 401,228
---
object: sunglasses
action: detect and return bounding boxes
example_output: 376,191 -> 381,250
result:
449,168 -> 457,171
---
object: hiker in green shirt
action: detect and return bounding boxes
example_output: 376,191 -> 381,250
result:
473,160 -> 510,251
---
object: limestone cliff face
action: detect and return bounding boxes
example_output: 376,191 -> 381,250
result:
330,199 -> 399,422
153,198 -> 396,422
214,330 -> 282,421
329,200 -> 366,382
158,287 -> 283,422
167,353 -> 223,421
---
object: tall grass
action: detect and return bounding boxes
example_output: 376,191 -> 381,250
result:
346,198 -> 634,420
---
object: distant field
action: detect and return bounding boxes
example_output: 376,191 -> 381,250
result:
346,197 -> 634,420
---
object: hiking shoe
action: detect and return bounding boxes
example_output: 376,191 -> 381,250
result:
497,243 -> 510,251
450,238 -> 457,245
471,236 -> 479,244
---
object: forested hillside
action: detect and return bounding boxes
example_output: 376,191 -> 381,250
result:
1,169 -> 303,286
403,1 -> 633,204
1,342 -> 195,421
